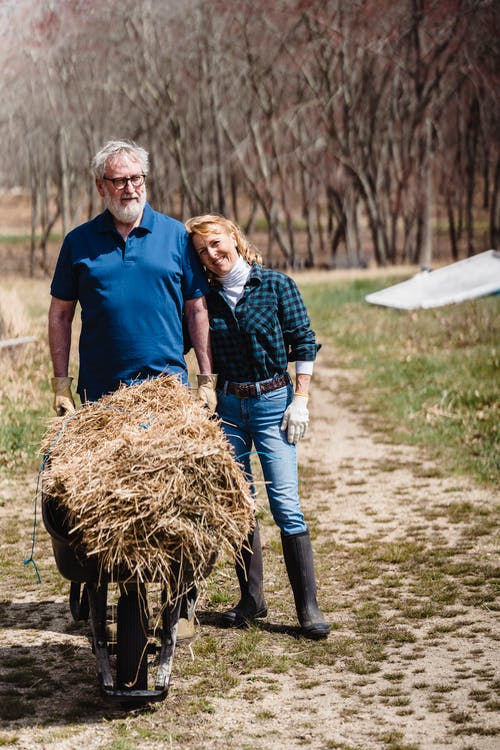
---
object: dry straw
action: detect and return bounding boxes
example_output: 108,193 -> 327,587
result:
41,375 -> 255,603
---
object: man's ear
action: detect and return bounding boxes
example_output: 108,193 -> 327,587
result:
96,178 -> 105,198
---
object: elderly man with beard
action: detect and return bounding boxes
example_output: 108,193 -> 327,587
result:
48,139 -> 215,639
48,139 -> 215,410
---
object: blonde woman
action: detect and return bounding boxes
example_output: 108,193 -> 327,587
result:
186,214 -> 329,640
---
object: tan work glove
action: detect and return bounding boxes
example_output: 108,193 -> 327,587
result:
196,374 -> 218,414
51,376 -> 76,417
280,393 -> 309,444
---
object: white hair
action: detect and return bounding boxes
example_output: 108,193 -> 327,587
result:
91,139 -> 149,179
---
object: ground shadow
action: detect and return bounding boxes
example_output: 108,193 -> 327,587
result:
0,599 -> 82,636
196,608 -> 302,638
0,641 -> 105,726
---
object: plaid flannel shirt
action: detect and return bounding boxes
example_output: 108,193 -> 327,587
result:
207,264 -> 320,383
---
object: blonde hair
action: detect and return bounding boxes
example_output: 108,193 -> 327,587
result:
185,214 -> 263,268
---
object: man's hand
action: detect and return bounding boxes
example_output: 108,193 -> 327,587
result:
196,374 -> 218,414
280,394 -> 309,444
51,377 -> 76,417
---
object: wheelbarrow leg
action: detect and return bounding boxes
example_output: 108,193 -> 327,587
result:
155,591 -> 182,693
69,582 -> 90,622
86,580 -> 113,692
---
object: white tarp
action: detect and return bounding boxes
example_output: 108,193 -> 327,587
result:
365,250 -> 500,310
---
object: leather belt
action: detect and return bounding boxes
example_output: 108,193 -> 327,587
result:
217,374 -> 289,398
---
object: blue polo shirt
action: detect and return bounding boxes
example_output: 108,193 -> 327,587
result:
50,203 -> 209,401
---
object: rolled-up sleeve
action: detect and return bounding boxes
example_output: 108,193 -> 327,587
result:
278,276 -> 321,362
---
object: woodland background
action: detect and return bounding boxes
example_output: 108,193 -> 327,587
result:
0,0 -> 499,274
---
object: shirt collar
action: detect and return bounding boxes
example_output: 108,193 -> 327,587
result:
247,263 -> 264,285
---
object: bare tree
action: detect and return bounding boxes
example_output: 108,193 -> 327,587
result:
0,0 -> 498,273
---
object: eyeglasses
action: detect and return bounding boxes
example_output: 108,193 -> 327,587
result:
102,174 -> 146,190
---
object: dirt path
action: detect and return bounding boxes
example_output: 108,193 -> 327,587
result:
0,358 -> 498,749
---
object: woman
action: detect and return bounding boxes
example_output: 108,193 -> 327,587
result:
186,214 -> 329,640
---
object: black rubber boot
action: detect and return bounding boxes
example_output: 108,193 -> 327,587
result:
281,531 -> 330,640
221,521 -> 267,628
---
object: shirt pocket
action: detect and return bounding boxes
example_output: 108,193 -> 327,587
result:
238,303 -> 277,335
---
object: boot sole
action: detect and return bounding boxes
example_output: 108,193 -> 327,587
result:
220,607 -> 268,628
300,624 -> 330,640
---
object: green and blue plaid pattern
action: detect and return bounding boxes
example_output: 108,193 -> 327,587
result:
207,264 -> 320,383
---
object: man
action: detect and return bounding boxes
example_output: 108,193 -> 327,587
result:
49,139 -> 216,413
48,139 -> 216,638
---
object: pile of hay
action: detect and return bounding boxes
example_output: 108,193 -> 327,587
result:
41,375 -> 255,602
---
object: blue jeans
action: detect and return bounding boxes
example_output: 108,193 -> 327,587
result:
216,382 -> 307,536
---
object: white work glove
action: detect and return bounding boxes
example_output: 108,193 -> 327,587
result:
196,374 -> 218,415
51,376 -> 76,417
280,393 -> 309,444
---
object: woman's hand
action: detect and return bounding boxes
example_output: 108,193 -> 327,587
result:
280,394 -> 309,443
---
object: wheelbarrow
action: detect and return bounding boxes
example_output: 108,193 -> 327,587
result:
42,493 -> 195,707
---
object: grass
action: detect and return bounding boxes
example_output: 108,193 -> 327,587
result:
300,278 -> 499,485
0,279 -> 79,474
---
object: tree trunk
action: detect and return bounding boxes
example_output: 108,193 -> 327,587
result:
446,192 -> 459,261
30,172 -> 39,278
419,120 -> 433,269
59,127 -> 71,238
490,154 -> 500,250
465,97 -> 480,257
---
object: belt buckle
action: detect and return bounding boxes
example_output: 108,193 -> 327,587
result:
239,383 -> 253,398
236,382 -> 256,398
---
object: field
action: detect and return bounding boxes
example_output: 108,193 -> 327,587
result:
0,262 -> 499,748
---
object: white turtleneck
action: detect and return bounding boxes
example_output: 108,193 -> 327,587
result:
217,257 -> 313,377
218,255 -> 251,311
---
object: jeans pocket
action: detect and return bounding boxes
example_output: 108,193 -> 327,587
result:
261,385 -> 289,406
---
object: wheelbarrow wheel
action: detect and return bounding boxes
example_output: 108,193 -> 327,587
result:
116,588 -> 148,690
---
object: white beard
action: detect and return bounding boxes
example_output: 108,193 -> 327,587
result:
104,190 -> 146,225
